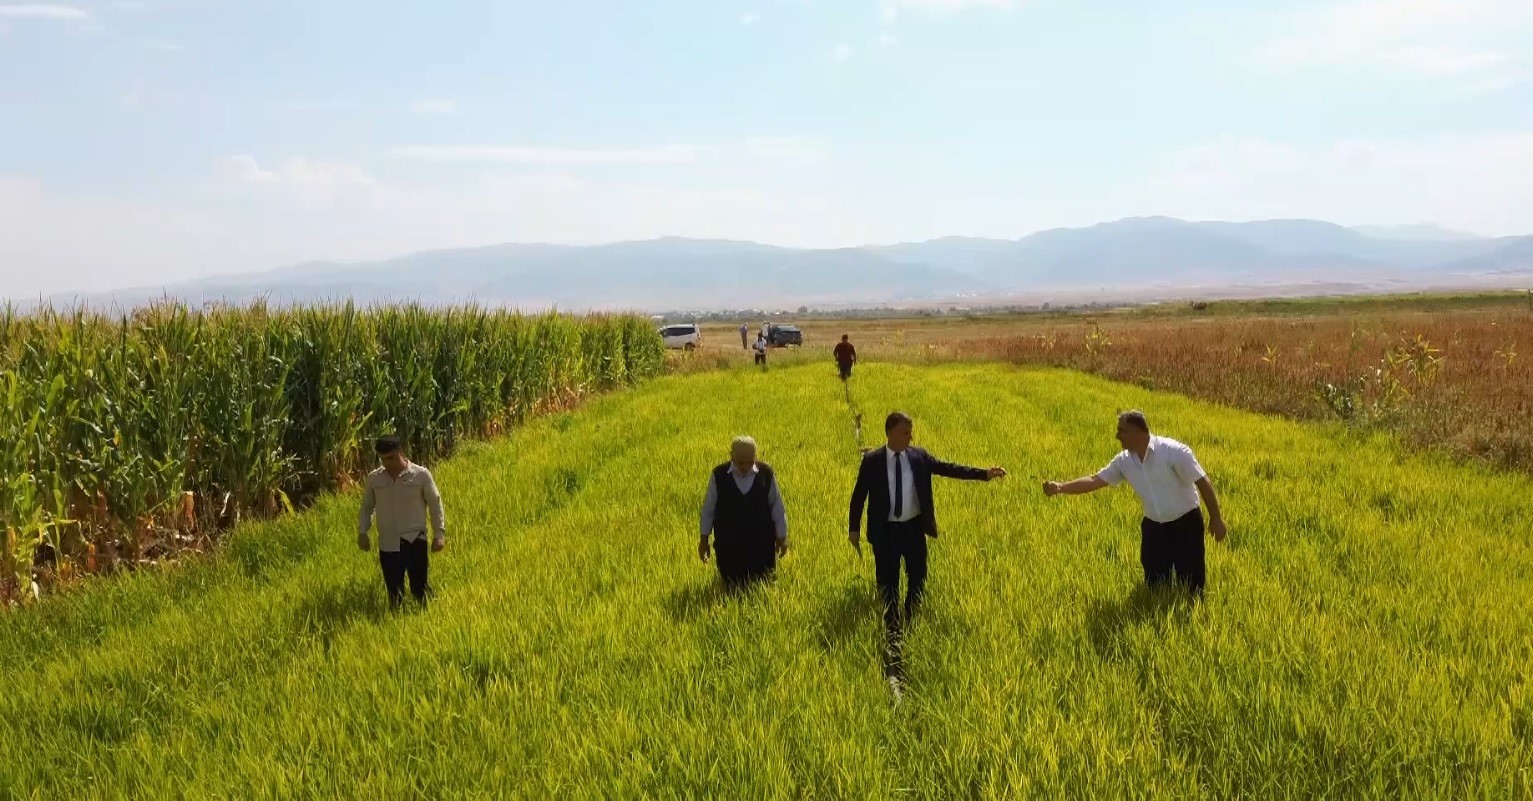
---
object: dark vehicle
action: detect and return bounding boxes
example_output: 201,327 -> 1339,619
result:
766,324 -> 803,347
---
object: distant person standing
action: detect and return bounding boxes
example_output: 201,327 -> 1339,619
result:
739,323 -> 749,350
358,435 -> 448,609
834,334 -> 858,381
1042,410 -> 1227,595
849,412 -> 1007,635
699,436 -> 789,588
753,334 -> 768,368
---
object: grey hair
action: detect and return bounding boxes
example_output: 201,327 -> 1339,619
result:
731,435 -> 758,452
1117,410 -> 1150,433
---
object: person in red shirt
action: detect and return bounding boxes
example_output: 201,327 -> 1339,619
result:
833,334 -> 857,381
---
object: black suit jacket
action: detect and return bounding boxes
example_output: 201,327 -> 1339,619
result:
849,446 -> 990,542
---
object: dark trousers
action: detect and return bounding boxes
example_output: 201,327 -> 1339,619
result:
837,362 -> 853,380
1141,507 -> 1205,594
380,537 -> 430,607
872,518 -> 928,630
714,532 -> 776,589
754,353 -> 766,366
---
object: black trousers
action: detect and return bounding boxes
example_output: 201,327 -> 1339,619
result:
1141,507 -> 1205,594
380,537 -> 430,607
837,362 -> 853,380
754,353 -> 767,365
713,531 -> 776,589
872,518 -> 928,629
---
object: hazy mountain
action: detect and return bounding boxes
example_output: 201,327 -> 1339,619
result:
32,218 -> 1532,312
1353,224 -> 1485,242
867,217 -> 1497,286
71,238 -> 988,311
1435,236 -> 1533,273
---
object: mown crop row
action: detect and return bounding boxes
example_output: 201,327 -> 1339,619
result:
0,301 -> 664,601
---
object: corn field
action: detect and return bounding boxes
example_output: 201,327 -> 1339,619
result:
0,301 -> 664,603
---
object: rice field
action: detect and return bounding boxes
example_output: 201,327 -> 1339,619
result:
2,361 -> 1529,799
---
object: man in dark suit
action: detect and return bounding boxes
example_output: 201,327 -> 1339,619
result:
849,411 -> 1006,633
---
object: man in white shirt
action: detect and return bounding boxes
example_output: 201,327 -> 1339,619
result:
358,435 -> 448,608
699,436 -> 788,588
1043,411 -> 1227,595
752,334 -> 768,367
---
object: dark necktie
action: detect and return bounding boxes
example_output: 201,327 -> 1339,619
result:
893,452 -> 904,519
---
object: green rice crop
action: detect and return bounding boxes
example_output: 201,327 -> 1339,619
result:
2,362 -> 1528,798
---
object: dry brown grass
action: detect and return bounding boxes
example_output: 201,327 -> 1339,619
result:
962,310 -> 1533,471
683,298 -> 1533,472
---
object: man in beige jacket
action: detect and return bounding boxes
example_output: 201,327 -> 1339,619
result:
358,435 -> 448,608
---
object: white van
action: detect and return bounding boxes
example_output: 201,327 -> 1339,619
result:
659,323 -> 702,350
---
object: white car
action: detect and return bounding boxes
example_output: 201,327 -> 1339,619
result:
659,323 -> 702,350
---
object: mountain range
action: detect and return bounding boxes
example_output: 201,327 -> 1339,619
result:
34,217 -> 1533,311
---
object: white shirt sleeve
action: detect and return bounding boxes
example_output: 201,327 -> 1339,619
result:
1095,452 -> 1127,486
768,479 -> 787,541
1171,442 -> 1207,484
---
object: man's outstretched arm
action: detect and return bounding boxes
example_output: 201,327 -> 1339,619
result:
928,453 -> 1005,481
1043,475 -> 1109,496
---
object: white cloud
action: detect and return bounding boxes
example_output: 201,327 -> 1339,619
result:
883,0 -> 1020,12
0,175 -> 261,299
741,11 -> 759,24
879,31 -> 899,46
1154,132 -> 1533,235
387,139 -> 826,166
0,4 -> 90,20
832,43 -> 852,62
1256,0 -> 1533,89
1,156 -> 855,299
227,155 -> 394,211
387,144 -> 702,165
743,136 -> 828,162
409,99 -> 458,115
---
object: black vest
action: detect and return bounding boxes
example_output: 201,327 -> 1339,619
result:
712,462 -> 776,542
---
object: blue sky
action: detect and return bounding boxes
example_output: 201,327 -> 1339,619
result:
3,0 -> 1532,296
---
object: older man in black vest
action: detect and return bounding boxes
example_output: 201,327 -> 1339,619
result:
699,436 -> 788,588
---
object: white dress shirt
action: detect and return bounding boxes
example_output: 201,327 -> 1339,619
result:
1095,435 -> 1206,523
886,448 -> 921,522
700,464 -> 788,541
358,462 -> 447,552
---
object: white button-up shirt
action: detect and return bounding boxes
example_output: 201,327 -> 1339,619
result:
886,448 -> 921,522
1095,435 -> 1206,524
358,462 -> 447,552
